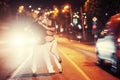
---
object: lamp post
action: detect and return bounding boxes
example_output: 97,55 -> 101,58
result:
62,4 -> 72,23
80,6 -> 86,41
61,4 -> 73,35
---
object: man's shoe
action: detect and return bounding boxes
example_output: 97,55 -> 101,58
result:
59,68 -> 63,73
48,69 -> 55,74
58,57 -> 62,63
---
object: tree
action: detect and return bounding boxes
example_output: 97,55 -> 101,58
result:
0,0 -> 12,22
84,0 -> 120,31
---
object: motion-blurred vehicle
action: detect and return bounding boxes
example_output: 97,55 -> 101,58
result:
96,29 -> 120,73
96,13 -> 120,74
67,27 -> 82,40
76,32 -> 82,40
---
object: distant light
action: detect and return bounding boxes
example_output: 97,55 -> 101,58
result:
92,17 -> 97,22
73,13 -> 79,18
78,24 -> 82,29
105,13 -> 108,16
83,13 -> 86,15
85,25 -> 88,29
62,9 -> 65,13
38,7 -> 41,10
92,24 -> 97,29
84,15 -> 87,18
70,23 -> 74,27
34,10 -> 39,14
29,5 -> 32,8
44,12 -> 50,15
56,25 -> 59,29
94,34 -> 98,38
18,5 -> 24,13
18,10 -> 22,13
60,28 -> 64,32
19,5 -> 24,10
77,35 -> 82,39
64,5 -> 70,9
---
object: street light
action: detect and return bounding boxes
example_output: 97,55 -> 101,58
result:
62,4 -> 73,23
29,5 -> 32,8
18,5 -> 24,13
53,7 -> 59,18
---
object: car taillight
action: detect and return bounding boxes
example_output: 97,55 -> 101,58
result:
117,50 -> 120,58
117,38 -> 120,43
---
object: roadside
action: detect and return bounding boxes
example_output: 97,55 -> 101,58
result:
56,34 -> 95,46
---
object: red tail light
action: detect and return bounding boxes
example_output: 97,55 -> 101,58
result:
117,38 -> 120,43
117,50 -> 120,58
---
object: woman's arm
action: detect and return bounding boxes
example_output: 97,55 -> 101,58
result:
38,21 -> 56,31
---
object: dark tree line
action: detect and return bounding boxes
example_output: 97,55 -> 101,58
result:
0,0 -> 11,22
84,0 -> 120,31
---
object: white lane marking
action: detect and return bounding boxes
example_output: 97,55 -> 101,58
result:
58,48 -> 91,80
8,53 -> 33,80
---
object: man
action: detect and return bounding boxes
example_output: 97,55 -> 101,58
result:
31,17 -> 62,74
38,14 -> 62,64
38,20 -> 63,73
31,19 -> 55,74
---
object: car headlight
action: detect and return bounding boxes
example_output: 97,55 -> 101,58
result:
9,35 -> 27,46
10,37 -> 25,46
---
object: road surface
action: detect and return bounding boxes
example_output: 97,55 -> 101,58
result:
0,35 -> 119,80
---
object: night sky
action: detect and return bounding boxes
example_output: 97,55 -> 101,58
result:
8,0 -> 86,9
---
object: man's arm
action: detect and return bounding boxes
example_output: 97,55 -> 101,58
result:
38,21 -> 55,31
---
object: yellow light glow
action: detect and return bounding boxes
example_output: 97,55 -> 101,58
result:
92,17 -> 97,22
62,10 -> 65,13
18,5 -> 24,13
64,5 -> 70,9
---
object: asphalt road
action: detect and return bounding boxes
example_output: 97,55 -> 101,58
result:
0,36 -> 120,80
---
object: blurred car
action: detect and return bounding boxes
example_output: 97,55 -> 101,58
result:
96,29 -> 120,74
75,32 -> 82,40
67,29 -> 82,40
96,13 -> 120,74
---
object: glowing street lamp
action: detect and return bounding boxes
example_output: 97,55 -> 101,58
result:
53,7 -> 59,18
18,5 -> 24,13
62,9 -> 65,13
62,4 -> 72,23
38,7 -> 41,10
64,5 -> 70,10
62,5 -> 70,13
29,5 -> 32,8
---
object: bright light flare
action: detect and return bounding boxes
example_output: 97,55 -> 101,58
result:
1,19 -> 45,73
7,32 -> 39,47
6,20 -> 40,46
9,35 -> 26,46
